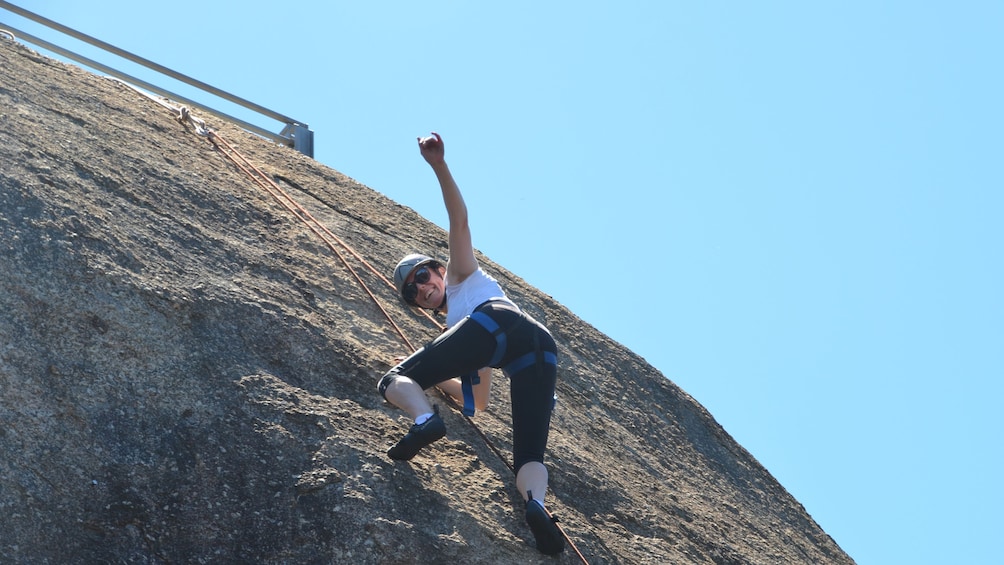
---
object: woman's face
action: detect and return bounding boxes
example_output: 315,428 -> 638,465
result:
404,264 -> 445,309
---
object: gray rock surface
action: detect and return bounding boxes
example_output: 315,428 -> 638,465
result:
0,38 -> 853,564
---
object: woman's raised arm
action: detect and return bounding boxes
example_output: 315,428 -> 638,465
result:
418,132 -> 477,283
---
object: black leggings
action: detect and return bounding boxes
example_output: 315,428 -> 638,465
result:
379,300 -> 558,473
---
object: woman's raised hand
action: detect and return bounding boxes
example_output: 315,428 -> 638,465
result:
417,132 -> 445,165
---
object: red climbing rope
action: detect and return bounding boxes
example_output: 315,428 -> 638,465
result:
206,131 -> 425,349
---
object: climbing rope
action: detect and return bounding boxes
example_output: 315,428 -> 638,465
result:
120,84 -> 589,563
204,131 -> 420,350
110,77 -> 425,348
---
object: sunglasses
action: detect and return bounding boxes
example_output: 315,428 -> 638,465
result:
402,266 -> 433,305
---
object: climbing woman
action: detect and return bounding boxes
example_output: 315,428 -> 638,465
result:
377,132 -> 564,555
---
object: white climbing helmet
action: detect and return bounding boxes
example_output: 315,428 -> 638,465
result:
393,253 -> 439,297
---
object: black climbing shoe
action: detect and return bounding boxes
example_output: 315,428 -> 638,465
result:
387,408 -> 446,460
525,495 -> 565,555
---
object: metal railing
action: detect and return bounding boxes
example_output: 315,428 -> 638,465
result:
0,1 -> 314,157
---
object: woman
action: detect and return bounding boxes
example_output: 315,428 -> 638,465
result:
377,132 -> 564,555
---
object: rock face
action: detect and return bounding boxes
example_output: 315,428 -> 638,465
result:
0,39 -> 853,564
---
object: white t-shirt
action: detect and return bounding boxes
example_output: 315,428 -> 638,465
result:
445,267 -> 519,328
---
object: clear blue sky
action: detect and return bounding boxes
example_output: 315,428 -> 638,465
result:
6,2 -> 1002,563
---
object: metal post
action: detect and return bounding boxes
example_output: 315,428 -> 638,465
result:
282,123 -> 315,159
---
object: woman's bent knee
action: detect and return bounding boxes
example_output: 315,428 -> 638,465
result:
377,370 -> 404,399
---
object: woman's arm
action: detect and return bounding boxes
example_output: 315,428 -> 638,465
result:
418,132 -> 478,283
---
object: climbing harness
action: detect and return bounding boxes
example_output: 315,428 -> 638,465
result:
459,371 -> 479,417
123,86 -> 589,563
469,311 -> 510,368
